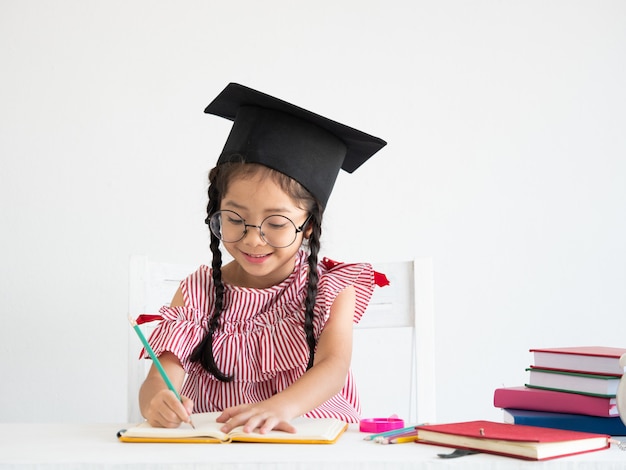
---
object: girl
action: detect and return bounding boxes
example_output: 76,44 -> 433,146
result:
138,83 -> 387,434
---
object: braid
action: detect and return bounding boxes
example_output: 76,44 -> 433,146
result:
190,160 -> 323,379
303,207 -> 323,370
189,166 -> 233,382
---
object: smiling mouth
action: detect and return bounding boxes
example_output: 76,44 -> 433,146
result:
243,252 -> 271,259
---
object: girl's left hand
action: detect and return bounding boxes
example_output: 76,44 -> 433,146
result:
216,402 -> 297,434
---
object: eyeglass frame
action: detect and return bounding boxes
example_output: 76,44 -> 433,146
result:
205,210 -> 313,248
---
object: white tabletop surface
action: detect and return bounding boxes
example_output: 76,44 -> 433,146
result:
0,422 -> 624,469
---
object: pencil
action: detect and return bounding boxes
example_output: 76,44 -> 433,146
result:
375,428 -> 418,441
364,425 -> 417,441
128,316 -> 195,428
387,435 -> 419,444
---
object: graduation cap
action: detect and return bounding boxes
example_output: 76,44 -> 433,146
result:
204,83 -> 386,207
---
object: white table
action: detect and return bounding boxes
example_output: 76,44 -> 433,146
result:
0,423 -> 624,469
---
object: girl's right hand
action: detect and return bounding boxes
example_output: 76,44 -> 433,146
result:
143,389 -> 194,428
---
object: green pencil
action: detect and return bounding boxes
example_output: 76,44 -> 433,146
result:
129,316 -> 194,428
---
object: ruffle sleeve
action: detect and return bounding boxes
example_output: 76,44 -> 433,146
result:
140,304 -> 206,372
316,257 -> 379,326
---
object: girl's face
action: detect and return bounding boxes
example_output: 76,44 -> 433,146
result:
219,172 -> 310,289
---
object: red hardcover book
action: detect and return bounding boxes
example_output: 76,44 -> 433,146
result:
494,386 -> 618,417
415,420 -> 609,461
530,346 -> 626,376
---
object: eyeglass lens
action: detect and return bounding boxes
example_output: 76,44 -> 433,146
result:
209,210 -> 302,248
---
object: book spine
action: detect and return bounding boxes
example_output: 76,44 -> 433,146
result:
504,409 -> 626,436
494,388 -> 617,417
526,368 -> 618,396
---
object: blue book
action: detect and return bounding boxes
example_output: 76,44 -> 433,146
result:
503,408 -> 626,436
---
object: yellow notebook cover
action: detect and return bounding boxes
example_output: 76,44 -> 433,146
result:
118,411 -> 348,444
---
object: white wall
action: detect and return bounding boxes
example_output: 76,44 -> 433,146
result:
1,0 -> 625,424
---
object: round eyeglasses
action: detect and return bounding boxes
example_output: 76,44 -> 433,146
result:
207,210 -> 312,248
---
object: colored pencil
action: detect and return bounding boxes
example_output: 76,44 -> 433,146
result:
363,425 -> 417,441
388,435 -> 419,444
128,316 -> 194,428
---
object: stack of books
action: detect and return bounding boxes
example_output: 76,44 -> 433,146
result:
494,346 -> 626,436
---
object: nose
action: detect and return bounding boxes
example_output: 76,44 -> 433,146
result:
242,224 -> 267,245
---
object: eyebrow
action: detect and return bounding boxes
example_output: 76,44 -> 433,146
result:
221,200 -> 297,214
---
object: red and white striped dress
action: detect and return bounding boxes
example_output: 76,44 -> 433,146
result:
143,250 -> 377,423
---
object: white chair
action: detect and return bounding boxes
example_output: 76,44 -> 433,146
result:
127,256 -> 436,425
351,258 -> 436,425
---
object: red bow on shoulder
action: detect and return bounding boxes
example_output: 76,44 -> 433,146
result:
135,314 -> 163,325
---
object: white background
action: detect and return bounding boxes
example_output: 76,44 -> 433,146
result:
1,1 -> 625,424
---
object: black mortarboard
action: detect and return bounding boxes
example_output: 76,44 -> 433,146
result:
204,83 -> 386,207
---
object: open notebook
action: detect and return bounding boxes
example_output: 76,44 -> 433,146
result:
118,411 -> 348,444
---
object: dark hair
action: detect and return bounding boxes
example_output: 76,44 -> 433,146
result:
189,161 -> 323,381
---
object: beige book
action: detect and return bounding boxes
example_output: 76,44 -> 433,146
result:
118,411 -> 348,444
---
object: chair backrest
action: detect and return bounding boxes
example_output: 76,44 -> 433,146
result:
127,256 -> 436,425
351,258 -> 436,425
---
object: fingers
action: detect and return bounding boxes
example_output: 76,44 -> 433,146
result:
215,408 -> 235,423
181,396 -> 195,419
271,420 -> 297,434
146,390 -> 193,428
217,405 -> 296,435
254,416 -> 297,434
217,406 -> 249,433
